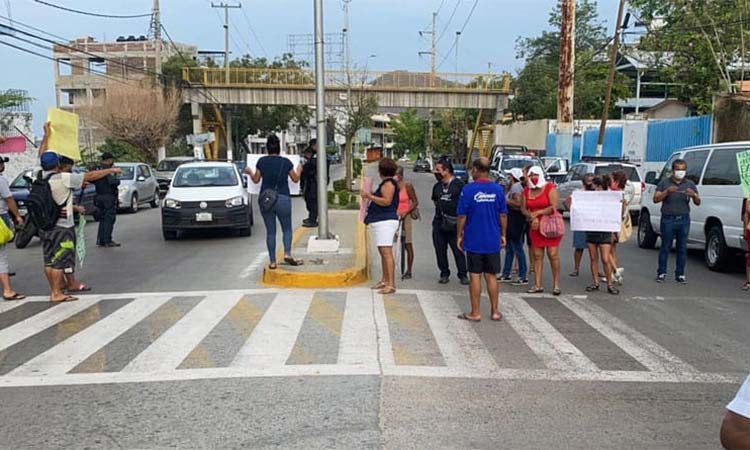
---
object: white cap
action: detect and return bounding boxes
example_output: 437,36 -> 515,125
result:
509,168 -> 524,181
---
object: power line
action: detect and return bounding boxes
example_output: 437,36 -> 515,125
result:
240,7 -> 268,58
437,0 -> 461,44
437,0 -> 479,70
435,0 -> 447,15
33,0 -> 152,19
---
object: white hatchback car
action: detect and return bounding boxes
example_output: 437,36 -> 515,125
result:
161,162 -> 253,240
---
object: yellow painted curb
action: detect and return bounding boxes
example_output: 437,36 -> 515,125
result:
261,216 -> 369,288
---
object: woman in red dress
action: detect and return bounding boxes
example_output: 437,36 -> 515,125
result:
522,166 -> 563,295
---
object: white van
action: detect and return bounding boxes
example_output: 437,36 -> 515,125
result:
638,142 -> 749,271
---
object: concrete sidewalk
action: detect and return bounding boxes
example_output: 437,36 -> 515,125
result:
262,210 -> 368,288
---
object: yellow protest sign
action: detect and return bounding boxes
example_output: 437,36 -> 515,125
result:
46,108 -> 81,161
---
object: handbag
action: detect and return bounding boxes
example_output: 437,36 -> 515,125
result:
410,207 -> 421,221
0,217 -> 14,245
619,212 -> 633,243
539,210 -> 565,239
440,214 -> 458,233
258,160 -> 286,213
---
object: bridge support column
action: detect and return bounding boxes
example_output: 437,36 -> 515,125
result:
191,102 -> 205,159
225,108 -> 234,162
495,94 -> 508,124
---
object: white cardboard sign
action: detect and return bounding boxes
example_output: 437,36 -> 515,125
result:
246,154 -> 301,195
570,191 -> 623,232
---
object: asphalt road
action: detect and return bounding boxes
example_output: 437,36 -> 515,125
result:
0,162 -> 747,449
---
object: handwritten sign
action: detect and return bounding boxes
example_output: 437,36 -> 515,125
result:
246,154 -> 301,195
570,191 -> 623,232
737,150 -> 750,197
359,176 -> 374,222
46,108 -> 81,161
0,136 -> 26,153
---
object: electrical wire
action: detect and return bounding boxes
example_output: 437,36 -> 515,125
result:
437,0 -> 461,44
33,0 -> 152,19
240,7 -> 268,58
436,0 -> 479,70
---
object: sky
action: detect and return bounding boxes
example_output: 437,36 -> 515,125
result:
1,0 -> 619,134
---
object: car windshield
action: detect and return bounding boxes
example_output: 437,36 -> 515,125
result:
454,164 -> 467,171
173,167 -> 238,187
501,158 -> 537,171
157,160 -> 188,172
594,165 -> 640,182
116,167 -> 135,180
11,172 -> 31,188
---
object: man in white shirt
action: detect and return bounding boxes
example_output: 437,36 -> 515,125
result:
721,375 -> 750,449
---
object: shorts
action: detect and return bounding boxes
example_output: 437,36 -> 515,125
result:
401,215 -> 413,244
467,251 -> 501,275
573,231 -> 587,250
369,219 -> 400,247
42,226 -> 76,272
586,231 -> 613,245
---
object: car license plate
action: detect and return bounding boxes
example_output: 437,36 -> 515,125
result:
196,213 -> 213,222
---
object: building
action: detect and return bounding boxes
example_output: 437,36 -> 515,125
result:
53,36 -> 197,157
0,90 -> 40,180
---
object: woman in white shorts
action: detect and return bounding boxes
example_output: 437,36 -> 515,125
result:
362,158 -> 400,294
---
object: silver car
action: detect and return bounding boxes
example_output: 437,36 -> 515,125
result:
115,163 -> 160,213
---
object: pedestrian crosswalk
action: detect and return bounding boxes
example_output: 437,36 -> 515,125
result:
0,288 -> 743,388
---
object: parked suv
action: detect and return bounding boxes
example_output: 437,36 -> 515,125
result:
638,142 -> 749,271
115,163 -> 160,213
161,162 -> 252,240
489,152 -> 545,182
557,158 -> 644,217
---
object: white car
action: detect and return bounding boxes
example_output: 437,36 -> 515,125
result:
556,159 -> 644,217
161,162 -> 253,240
638,142 -> 749,271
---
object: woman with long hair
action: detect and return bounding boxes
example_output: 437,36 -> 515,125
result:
607,171 -> 633,285
395,166 -> 419,280
363,158 -> 400,294
585,176 -> 619,295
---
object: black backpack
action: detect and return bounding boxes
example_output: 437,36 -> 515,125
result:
26,172 -> 66,232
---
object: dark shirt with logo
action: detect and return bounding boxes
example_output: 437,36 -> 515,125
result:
431,177 -> 465,225
656,177 -> 698,216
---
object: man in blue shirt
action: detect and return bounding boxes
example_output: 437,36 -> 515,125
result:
456,157 -> 508,322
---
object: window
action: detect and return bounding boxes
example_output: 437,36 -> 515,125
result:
570,165 -> 587,181
594,165 -> 641,182
658,154 -> 682,183
117,167 -> 136,180
682,150 -> 709,184
703,148 -> 746,186
173,167 -> 238,187
142,166 -> 152,178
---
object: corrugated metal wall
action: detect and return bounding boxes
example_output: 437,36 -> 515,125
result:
645,116 -> 712,162
582,127 -> 623,158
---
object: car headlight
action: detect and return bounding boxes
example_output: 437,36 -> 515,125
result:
164,199 -> 181,209
225,196 -> 244,208
118,185 -> 129,193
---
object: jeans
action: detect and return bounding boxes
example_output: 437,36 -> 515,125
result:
658,214 -> 690,277
261,194 -> 293,264
502,238 -> 527,280
432,225 -> 467,279
304,191 -> 318,223
95,195 -> 117,245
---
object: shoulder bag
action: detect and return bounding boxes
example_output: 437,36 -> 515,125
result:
539,185 -> 564,239
258,159 -> 286,213
619,212 -> 633,243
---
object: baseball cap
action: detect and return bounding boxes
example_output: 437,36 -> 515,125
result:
40,152 -> 59,168
101,152 -> 114,160
509,168 -> 524,181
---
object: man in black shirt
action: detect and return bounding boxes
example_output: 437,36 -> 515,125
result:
93,152 -> 121,247
432,159 -> 469,285
301,139 -> 320,228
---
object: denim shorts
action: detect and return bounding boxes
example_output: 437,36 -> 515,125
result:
572,231 -> 587,250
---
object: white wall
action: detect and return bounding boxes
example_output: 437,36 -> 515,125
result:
494,119 -> 549,150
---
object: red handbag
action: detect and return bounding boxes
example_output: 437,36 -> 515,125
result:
540,210 -> 565,239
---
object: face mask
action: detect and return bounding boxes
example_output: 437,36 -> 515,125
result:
434,172 -> 443,182
529,176 -> 541,187
674,170 -> 686,180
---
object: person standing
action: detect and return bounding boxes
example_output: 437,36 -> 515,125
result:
584,176 -> 619,295
522,166 -> 563,295
0,157 -> 25,301
456,157 -> 508,322
653,159 -> 700,284
721,374 -> 750,449
93,152 -> 121,247
607,171 -> 633,284
498,168 -> 528,285
300,139 -> 326,228
395,166 -> 419,280
566,173 -> 594,278
743,198 -> 750,291
363,158 -> 400,295
431,159 -> 469,285
246,134 -> 303,270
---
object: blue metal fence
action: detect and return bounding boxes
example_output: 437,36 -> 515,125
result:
546,134 -> 582,161
645,116 -> 712,162
582,127 -> 623,159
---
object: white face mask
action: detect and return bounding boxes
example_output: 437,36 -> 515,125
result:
673,170 -> 686,180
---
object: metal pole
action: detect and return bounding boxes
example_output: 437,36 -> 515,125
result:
427,12 -> 436,160
455,31 -> 460,83
596,0 -> 627,156
153,0 -> 161,77
212,2 -> 242,84
555,0 -> 576,162
635,70 -> 642,114
314,0 -> 330,239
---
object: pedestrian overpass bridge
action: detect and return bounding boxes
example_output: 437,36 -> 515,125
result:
181,67 -> 510,111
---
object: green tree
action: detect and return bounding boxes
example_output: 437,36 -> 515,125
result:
391,108 -> 425,158
629,0 -> 750,113
0,90 -> 32,110
334,88 -> 378,190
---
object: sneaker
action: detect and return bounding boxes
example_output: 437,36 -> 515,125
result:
676,276 -> 687,285
513,279 -> 529,286
459,277 -> 470,286
438,277 -> 450,285
301,221 -> 318,228
616,267 -> 624,281
656,273 -> 666,283
497,276 -> 513,283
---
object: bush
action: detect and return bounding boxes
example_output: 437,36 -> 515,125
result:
332,179 -> 347,192
327,190 -> 337,205
337,191 -> 351,205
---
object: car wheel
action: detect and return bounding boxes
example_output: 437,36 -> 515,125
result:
163,228 -> 178,240
705,225 -> 731,272
150,190 -> 159,208
129,193 -> 139,213
239,224 -> 252,237
638,210 -> 658,249
14,221 -> 37,249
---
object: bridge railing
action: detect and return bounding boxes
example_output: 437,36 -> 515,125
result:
182,67 -> 510,93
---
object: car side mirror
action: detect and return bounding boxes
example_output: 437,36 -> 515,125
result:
645,171 -> 657,184
137,176 -> 146,182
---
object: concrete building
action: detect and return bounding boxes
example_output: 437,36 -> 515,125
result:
53,36 -> 197,157
0,90 -> 40,180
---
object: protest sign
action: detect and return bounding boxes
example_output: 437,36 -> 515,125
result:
359,176 -> 374,222
246,154 -> 301,195
0,136 -> 26,153
46,108 -> 81,161
570,190 -> 623,232
736,150 -> 750,197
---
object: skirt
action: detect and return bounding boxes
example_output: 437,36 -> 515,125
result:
369,220 -> 400,247
586,231 -> 613,245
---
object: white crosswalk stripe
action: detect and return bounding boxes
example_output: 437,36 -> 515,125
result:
0,289 -> 743,388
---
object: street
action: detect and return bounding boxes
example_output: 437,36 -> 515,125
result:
0,166 -> 747,449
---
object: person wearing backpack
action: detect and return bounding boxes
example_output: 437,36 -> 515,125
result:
33,123 -> 122,303
245,134 -> 303,270
0,156 -> 25,301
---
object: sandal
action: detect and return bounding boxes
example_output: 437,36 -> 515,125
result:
553,288 -> 562,296
743,282 -> 750,291
65,284 -> 91,293
457,313 -> 481,323
607,285 -> 620,295
586,284 -> 600,292
402,272 -> 412,280
2,292 -> 26,301
378,286 -> 396,295
490,312 -> 503,321
569,271 -> 579,277
527,286 -> 544,294
283,257 -> 304,266
371,281 -> 386,290
51,295 -> 78,303
267,263 -> 277,270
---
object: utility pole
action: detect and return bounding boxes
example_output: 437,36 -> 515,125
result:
152,0 -> 162,77
342,0 -> 352,171
555,0 -> 576,162
419,12 -> 437,159
596,0 -> 627,156
314,0 -> 333,242
455,31 -> 461,82
211,2 -> 242,83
